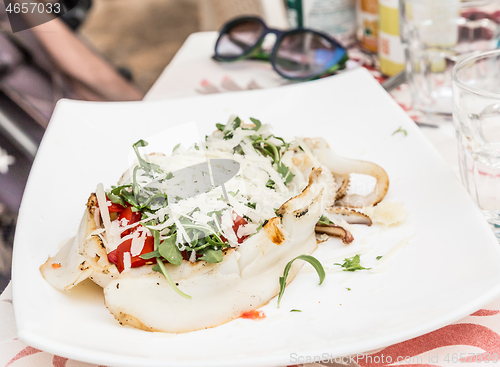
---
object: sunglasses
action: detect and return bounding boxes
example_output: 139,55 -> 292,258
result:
213,16 -> 348,81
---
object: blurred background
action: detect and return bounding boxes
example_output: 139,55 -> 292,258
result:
80,0 -> 274,91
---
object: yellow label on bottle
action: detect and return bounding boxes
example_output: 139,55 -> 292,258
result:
378,4 -> 399,35
378,0 -> 404,76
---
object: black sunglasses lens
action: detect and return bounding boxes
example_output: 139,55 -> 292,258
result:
215,19 -> 265,59
274,32 -> 340,79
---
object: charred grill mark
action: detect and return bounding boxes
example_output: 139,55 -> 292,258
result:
294,208 -> 308,218
79,261 -> 90,271
92,235 -> 106,249
86,193 -> 98,215
276,168 -> 322,215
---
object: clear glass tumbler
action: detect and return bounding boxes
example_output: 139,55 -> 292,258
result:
401,0 -> 500,119
452,49 -> 500,240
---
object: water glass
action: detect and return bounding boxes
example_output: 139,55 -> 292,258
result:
452,49 -> 500,239
401,0 -> 500,119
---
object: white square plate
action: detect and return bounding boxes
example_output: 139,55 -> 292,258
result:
12,69 -> 500,367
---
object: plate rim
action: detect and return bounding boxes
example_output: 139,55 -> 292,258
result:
12,69 -> 500,366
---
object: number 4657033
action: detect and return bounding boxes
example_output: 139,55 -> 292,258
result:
5,2 -> 61,14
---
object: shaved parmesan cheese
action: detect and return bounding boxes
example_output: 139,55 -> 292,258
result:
296,138 -> 321,168
130,231 -> 146,257
95,184 -> 112,244
237,223 -> 258,238
221,209 -> 238,245
123,252 -> 132,272
363,201 -> 407,226
189,249 -> 196,263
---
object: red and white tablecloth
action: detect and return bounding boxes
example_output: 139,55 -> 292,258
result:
1,32 -> 498,367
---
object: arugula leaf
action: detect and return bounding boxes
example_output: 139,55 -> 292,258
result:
107,191 -> 125,206
249,117 -> 262,131
334,254 -> 371,272
277,162 -> 295,185
132,140 -> 160,173
266,178 -> 276,189
151,229 -> 161,250
278,255 -> 325,308
139,193 -> 168,209
146,230 -> 191,298
318,215 -> 333,226
216,123 -> 225,131
232,117 -> 241,129
154,259 -> 191,299
140,249 -> 160,260
120,187 -> 138,207
199,248 -> 223,263
158,234 -> 183,266
245,202 -> 257,210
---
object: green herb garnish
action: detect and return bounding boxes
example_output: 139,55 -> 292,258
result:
199,248 -> 223,263
334,254 -> 371,272
376,255 -> 383,260
290,309 -> 302,312
158,234 -> 183,266
318,215 -> 333,226
172,143 -> 181,152
392,126 -> 408,136
154,260 -> 191,299
132,140 -> 161,173
278,255 -> 325,308
249,117 -> 262,131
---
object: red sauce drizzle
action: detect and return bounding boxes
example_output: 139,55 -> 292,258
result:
240,310 -> 266,320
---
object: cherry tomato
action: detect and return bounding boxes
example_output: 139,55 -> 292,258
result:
107,233 -> 155,273
119,206 -> 141,223
96,196 -> 126,214
108,202 -> 126,213
118,207 -> 142,237
220,213 -> 249,244
232,213 -> 249,244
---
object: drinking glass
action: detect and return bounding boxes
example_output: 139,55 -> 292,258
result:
452,49 -> 500,239
401,0 -> 500,119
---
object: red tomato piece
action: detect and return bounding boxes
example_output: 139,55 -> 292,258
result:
232,213 -> 249,244
219,212 -> 249,244
119,206 -> 141,223
108,202 -> 126,213
118,207 -> 142,237
107,232 -> 155,273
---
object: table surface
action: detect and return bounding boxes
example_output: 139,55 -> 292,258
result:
2,31 -> 499,367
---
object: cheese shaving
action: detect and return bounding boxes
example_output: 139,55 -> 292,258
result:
95,183 -> 112,244
123,252 -> 132,272
130,229 -> 146,257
